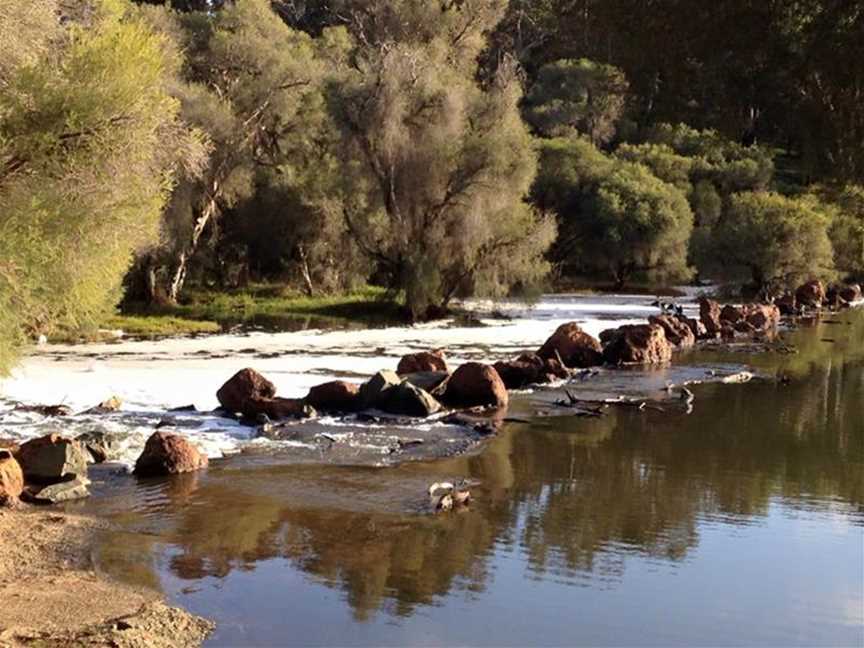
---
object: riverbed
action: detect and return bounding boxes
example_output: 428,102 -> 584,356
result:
1,294 -> 862,646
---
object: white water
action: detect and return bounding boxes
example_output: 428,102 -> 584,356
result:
0,293 -> 705,464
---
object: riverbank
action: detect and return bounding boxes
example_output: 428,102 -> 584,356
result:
0,508 -> 212,646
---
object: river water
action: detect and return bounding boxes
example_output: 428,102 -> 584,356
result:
3,296 -> 863,645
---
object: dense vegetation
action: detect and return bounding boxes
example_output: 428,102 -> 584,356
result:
1,0 -> 862,371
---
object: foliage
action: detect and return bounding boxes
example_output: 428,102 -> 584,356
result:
524,58 -> 628,145
822,185 -> 864,281
0,0 -> 205,373
324,0 -> 555,319
713,192 -> 835,292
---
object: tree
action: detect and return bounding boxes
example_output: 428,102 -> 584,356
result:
713,192 -> 835,294
0,0 -> 204,373
325,0 -> 555,319
823,185 -> 864,281
524,58 -> 628,145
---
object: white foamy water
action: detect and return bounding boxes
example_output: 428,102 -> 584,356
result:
0,293 -> 702,463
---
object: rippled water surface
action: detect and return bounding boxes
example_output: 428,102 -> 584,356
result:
21,302 -> 864,646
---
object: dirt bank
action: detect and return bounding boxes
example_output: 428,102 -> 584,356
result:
0,508 -> 212,647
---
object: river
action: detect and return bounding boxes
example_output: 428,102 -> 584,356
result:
1,295 -> 862,646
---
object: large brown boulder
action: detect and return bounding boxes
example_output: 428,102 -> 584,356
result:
16,434 -> 88,484
442,362 -> 509,409
795,280 -> 825,308
537,322 -> 603,368
840,284 -> 862,303
698,297 -> 722,335
0,450 -> 23,505
602,324 -> 673,365
305,381 -> 361,413
683,317 -> 709,340
217,368 -> 276,414
648,314 -> 695,348
396,351 -> 448,375
500,352 -> 569,388
244,396 -> 314,420
134,432 -> 208,477
744,304 -> 780,331
720,304 -> 744,324
378,382 -> 442,417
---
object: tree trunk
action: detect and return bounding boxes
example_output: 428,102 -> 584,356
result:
166,190 -> 220,304
297,243 -> 315,297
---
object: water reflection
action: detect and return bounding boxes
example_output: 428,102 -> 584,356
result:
88,311 -> 864,644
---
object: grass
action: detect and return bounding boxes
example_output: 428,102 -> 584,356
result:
99,284 -> 408,339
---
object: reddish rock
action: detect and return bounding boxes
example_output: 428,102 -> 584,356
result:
683,317 -> 709,340
442,362 -> 509,409
720,304 -> 744,324
734,319 -> 757,335
537,322 -> 603,368
776,293 -> 797,316
134,432 -> 208,477
0,450 -> 24,506
795,280 -> 825,308
698,297 -> 722,335
16,434 -> 88,484
217,368 -> 276,414
744,304 -> 780,331
397,351 -> 449,375
305,381 -> 361,412
721,324 -> 736,340
494,353 -> 569,389
648,314 -> 695,348
244,396 -> 314,420
602,324 -> 673,365
840,284 -> 862,303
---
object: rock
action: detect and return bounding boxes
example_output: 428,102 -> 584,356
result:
826,286 -> 847,309
81,396 -> 122,415
16,434 -> 89,484
442,362 -> 509,409
378,382 -> 441,417
305,381 -> 361,413
396,351 -> 449,375
795,279 -> 825,308
216,368 -> 276,414
537,322 -> 603,368
359,370 -> 402,409
648,314 -> 695,348
840,284 -> 862,303
734,319 -> 757,335
400,371 -> 450,395
683,317 -> 709,340
28,476 -> 90,504
744,304 -> 780,331
698,297 -> 722,335
13,404 -> 72,417
134,432 -> 208,477
76,431 -> 125,463
776,292 -> 797,315
0,450 -> 24,505
602,324 -> 673,365
721,324 -> 736,340
243,396 -> 314,420
494,353 -> 569,389
720,304 -> 744,324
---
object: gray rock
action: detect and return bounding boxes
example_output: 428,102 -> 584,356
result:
30,476 -> 91,504
378,381 -> 441,418
358,370 -> 401,409
400,371 -> 449,395
76,431 -> 125,463
16,434 -> 89,484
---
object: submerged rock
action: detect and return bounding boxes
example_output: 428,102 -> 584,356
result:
396,350 -> 449,375
81,395 -> 122,415
400,371 -> 450,395
378,381 -> 442,417
648,314 -> 695,348
840,284 -> 862,303
27,476 -> 90,504
602,324 -> 672,365
537,322 -> 603,368
442,362 -> 508,409
0,450 -> 24,506
77,431 -> 125,464
216,368 -> 276,414
134,432 -> 208,477
16,434 -> 89,484
305,381 -> 362,413
683,317 -> 709,340
494,353 -> 569,389
776,292 -> 797,315
243,396 -> 314,421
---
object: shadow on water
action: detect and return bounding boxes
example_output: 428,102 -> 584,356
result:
79,310 -> 864,646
